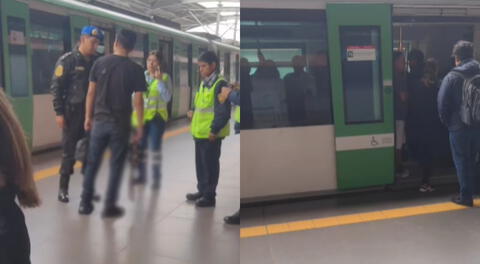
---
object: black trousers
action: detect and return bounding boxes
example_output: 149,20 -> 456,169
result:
0,189 -> 31,264
59,104 -> 86,189
195,139 -> 222,199
60,104 -> 86,175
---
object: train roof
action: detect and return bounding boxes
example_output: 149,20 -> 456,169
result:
35,0 -> 239,51
241,0 -> 480,10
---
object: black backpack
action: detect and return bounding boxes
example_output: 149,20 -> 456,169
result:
451,71 -> 480,126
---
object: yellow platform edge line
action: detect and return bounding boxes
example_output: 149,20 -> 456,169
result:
240,200 -> 477,239
33,126 -> 190,182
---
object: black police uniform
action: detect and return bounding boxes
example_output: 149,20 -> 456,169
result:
50,48 -> 97,202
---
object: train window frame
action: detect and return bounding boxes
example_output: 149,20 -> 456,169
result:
7,16 -> 29,98
30,10 -> 68,95
240,8 -> 334,130
339,25 -> 384,125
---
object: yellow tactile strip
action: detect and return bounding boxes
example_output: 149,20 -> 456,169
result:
240,200 -> 480,239
33,126 -> 190,181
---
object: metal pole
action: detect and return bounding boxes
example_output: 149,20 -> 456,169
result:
233,11 -> 238,42
216,1 -> 222,36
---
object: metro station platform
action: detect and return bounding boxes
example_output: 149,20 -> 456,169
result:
27,120 -> 239,264
241,184 -> 480,264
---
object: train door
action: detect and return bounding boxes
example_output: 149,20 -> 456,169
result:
159,39 -> 173,116
173,41 -> 191,117
326,4 -> 394,190
97,27 -> 114,55
188,44 -> 193,109
224,52 -> 231,82
1,0 -> 34,146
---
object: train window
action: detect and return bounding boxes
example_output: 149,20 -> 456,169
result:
240,9 -> 332,129
7,16 -> 29,97
218,51 -> 224,75
235,54 -> 239,83
130,33 -> 147,67
340,26 -> 383,124
30,11 -> 68,95
159,40 -> 173,75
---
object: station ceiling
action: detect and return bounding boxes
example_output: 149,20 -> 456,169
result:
84,0 -> 240,43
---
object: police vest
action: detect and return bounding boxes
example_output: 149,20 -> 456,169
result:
191,77 -> 230,139
234,106 -> 240,123
132,74 -> 169,128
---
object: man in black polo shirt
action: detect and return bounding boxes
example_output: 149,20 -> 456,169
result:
79,29 -> 146,218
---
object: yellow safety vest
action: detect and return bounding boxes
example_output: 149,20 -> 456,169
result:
191,77 -> 230,139
234,106 -> 240,123
132,74 -> 169,128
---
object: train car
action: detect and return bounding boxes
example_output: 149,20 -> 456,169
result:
240,0 -> 480,202
0,0 -> 239,151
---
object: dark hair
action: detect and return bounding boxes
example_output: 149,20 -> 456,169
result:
393,51 -> 404,62
116,29 -> 136,51
452,40 -> 474,61
408,49 -> 424,64
148,50 -> 165,70
199,51 -> 219,67
0,89 -> 40,207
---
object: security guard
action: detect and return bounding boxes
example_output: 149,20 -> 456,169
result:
186,51 -> 231,207
51,26 -> 104,203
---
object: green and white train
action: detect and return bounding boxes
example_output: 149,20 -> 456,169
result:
241,0 -> 480,202
0,0 -> 239,151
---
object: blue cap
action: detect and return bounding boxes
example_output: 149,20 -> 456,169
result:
81,26 -> 104,41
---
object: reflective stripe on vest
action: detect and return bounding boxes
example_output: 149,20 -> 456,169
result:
191,76 -> 230,139
235,106 -> 240,123
132,74 -> 169,127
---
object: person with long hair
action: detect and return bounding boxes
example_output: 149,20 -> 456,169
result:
131,50 -> 172,189
0,89 -> 41,263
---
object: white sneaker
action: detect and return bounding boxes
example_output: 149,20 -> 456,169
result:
396,169 -> 410,178
419,184 -> 435,192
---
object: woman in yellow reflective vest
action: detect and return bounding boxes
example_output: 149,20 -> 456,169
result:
186,51 -> 231,207
132,51 -> 172,189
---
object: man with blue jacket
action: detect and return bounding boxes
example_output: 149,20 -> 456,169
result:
438,40 -> 480,206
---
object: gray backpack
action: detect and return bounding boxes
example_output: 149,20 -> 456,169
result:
451,71 -> 480,126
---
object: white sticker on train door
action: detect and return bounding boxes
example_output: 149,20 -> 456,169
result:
346,46 -> 376,61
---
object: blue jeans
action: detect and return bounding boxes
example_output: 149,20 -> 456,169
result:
449,127 -> 480,201
81,120 -> 130,206
137,116 -> 166,182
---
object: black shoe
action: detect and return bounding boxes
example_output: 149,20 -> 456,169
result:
186,192 -> 203,201
58,190 -> 69,203
78,202 -> 94,215
224,211 -> 240,225
102,205 -> 125,218
195,197 -> 216,207
93,194 -> 101,202
451,195 -> 473,207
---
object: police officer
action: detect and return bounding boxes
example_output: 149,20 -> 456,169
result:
51,26 -> 104,203
186,51 -> 231,207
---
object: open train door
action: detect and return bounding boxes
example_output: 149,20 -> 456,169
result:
1,0 -> 34,147
326,4 -> 394,190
